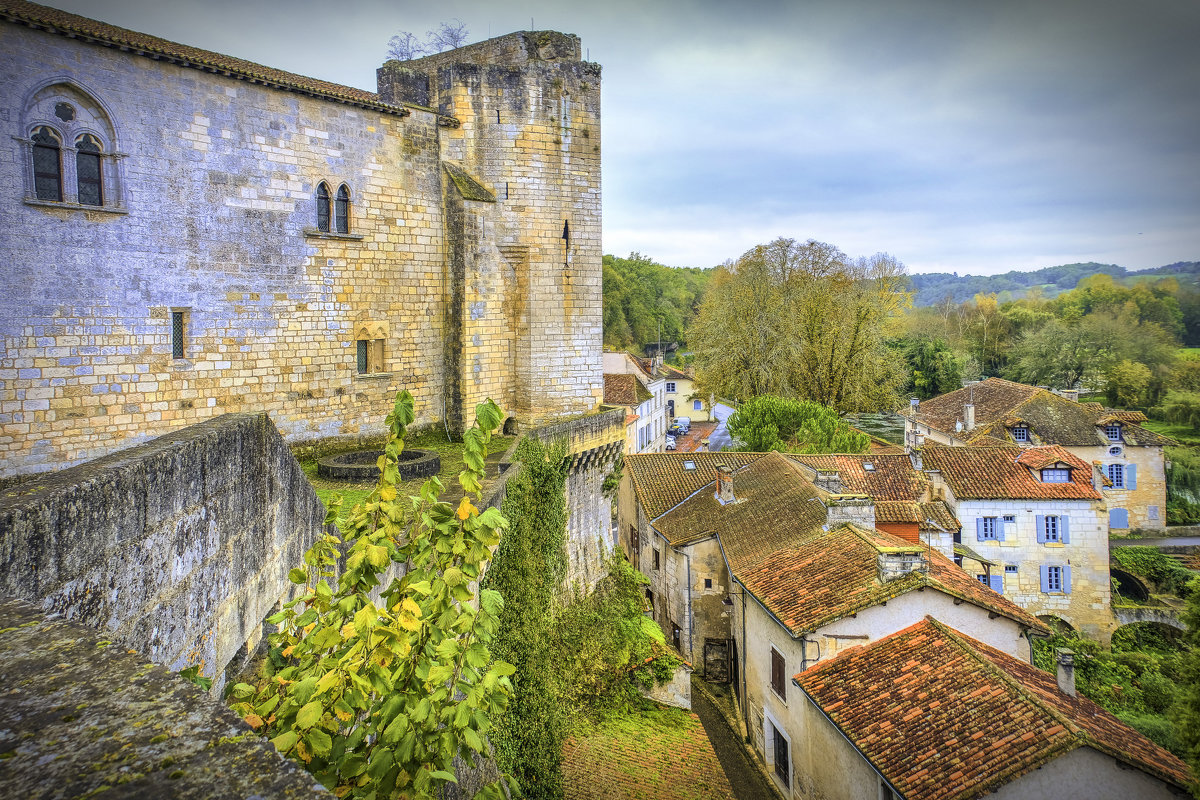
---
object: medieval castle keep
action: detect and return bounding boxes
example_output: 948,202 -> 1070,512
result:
0,0 -> 605,479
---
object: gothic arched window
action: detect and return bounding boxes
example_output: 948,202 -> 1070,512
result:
75,133 -> 103,206
335,184 -> 350,234
32,126 -> 62,201
316,182 -> 331,232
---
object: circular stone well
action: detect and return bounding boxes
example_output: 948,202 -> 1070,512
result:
317,449 -> 441,482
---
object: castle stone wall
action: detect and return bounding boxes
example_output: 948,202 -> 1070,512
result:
0,412 -> 330,692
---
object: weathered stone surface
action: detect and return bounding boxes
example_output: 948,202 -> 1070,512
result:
0,600 -> 330,799
0,412 -> 331,691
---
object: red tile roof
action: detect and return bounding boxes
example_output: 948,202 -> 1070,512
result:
604,373 -> 650,407
0,0 -> 415,115
624,451 -> 766,520
795,618 -> 1192,799
922,445 -> 1101,501
907,378 -> 1174,447
789,454 -> 958,532
735,523 -> 1043,635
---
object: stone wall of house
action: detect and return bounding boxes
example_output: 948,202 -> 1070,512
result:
0,20 -> 603,479
1086,444 -> 1169,533
0,412 -> 329,693
949,498 -> 1113,641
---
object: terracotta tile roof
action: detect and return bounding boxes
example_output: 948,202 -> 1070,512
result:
561,704 -> 736,800
794,618 -> 1192,799
661,364 -> 691,380
907,378 -> 1175,447
0,0 -> 414,115
789,453 -> 926,500
604,373 -> 650,407
874,500 -> 960,532
922,444 -> 1101,501
624,451 -> 767,520
734,522 -> 1044,635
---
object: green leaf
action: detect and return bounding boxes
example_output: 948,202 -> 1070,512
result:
428,769 -> 458,784
270,730 -> 299,753
288,567 -> 308,584
296,700 -> 323,729
461,727 -> 483,753
306,728 -> 333,757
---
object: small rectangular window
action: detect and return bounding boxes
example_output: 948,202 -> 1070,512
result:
693,399 -> 702,411
1108,463 -> 1125,489
1106,424 -> 1122,442
1149,505 -> 1159,520
653,549 -> 660,570
666,382 -> 676,393
1044,515 -> 1060,542
1041,468 -> 1070,483
980,517 -> 998,540
357,340 -> 368,374
704,577 -> 713,589
770,647 -> 786,700
171,311 -> 186,359
976,574 -> 988,585
773,722 -> 789,783
1047,565 -> 1062,592
1005,565 -> 1019,574
1003,515 -> 1016,523
1012,426 -> 1029,442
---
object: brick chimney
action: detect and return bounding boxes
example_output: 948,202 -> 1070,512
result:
964,402 -> 975,432
1056,649 -> 1076,697
715,465 -> 735,505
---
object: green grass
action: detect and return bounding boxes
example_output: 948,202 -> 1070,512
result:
298,429 -> 516,526
1177,347 -> 1200,360
1142,419 -> 1200,447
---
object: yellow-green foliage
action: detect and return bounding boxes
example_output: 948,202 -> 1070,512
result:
228,392 -> 517,800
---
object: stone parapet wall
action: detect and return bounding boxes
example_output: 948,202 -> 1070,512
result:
0,412 -> 330,691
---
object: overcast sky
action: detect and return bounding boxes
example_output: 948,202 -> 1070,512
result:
40,0 -> 1200,274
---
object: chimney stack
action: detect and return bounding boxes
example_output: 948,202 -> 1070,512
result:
964,403 -> 975,432
1056,649 -> 1076,697
716,465 -> 735,505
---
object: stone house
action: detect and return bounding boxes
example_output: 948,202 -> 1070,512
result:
602,373 -> 652,458
791,617 -> 1192,800
902,378 -> 1174,532
620,451 -> 1047,797
0,0 -> 605,479
921,444 -> 1113,640
661,364 -> 712,423
602,351 -> 667,453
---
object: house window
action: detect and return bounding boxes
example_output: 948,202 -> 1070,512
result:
1108,463 -> 1125,489
1005,565 -> 1019,574
1046,566 -> 1062,592
1106,424 -> 1122,442
976,574 -> 988,585
1044,515 -> 1060,542
32,126 -> 63,201
171,310 -> 186,359
653,549 -> 660,570
1149,505 -> 1160,521
1041,468 -> 1070,483
316,182 -> 331,232
770,647 -> 786,700
356,338 -> 384,374
979,516 -> 998,540
704,577 -> 712,589
75,133 -> 103,206
773,722 -> 790,784
672,623 -> 681,651
666,381 -> 676,393
1012,426 -> 1029,442
693,399 -> 702,411
335,184 -> 351,234
629,525 -> 638,553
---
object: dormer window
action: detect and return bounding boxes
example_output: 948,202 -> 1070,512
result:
1105,424 -> 1121,442
1041,468 -> 1070,483
1012,426 -> 1029,442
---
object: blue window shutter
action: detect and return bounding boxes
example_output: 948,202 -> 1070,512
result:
1061,516 -> 1070,544
1110,508 -> 1128,528
976,517 -> 985,542
1040,565 -> 1050,592
1035,515 -> 1046,543
989,574 -> 1004,594
1063,565 -> 1072,594
1127,464 -> 1137,490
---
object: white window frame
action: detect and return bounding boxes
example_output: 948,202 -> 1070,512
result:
665,381 -> 676,393
1040,468 -> 1070,483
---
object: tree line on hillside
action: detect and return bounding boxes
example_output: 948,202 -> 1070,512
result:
908,261 -> 1200,308
602,254 -> 712,353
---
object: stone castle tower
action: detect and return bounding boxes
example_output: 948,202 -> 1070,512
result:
0,1 -> 605,477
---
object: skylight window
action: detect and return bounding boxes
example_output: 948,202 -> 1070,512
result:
683,460 -> 696,471
863,463 -> 875,472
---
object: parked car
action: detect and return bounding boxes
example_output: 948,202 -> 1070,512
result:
665,435 -> 677,451
668,423 -> 684,437
673,417 -> 691,432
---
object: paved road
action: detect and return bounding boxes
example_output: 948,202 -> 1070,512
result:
691,688 -> 780,800
707,403 -> 737,452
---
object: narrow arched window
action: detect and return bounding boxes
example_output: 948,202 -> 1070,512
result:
316,182 -> 331,232
76,133 -> 103,206
32,126 -> 62,201
335,184 -> 350,234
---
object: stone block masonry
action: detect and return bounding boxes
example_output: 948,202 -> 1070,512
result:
0,412 -> 331,693
0,8 -> 603,477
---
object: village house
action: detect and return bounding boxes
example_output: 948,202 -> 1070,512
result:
791,617 -> 1192,800
603,351 -> 667,453
920,444 -> 1113,640
902,378 -> 1174,533
661,364 -> 713,423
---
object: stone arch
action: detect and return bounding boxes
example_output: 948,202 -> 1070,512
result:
21,77 -> 120,147
502,416 -> 519,435
1037,614 -> 1076,636
1110,567 -> 1150,601
1112,621 -> 1187,653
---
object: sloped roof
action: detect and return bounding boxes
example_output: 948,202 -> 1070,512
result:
922,445 -> 1102,501
0,0 -> 417,115
789,453 -> 926,500
908,378 -> 1174,447
874,500 -> 960,532
735,523 -> 1043,635
603,374 -> 651,407
624,451 -> 766,520
794,618 -> 1192,799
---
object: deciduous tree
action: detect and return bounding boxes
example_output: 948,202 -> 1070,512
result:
727,395 -> 870,453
